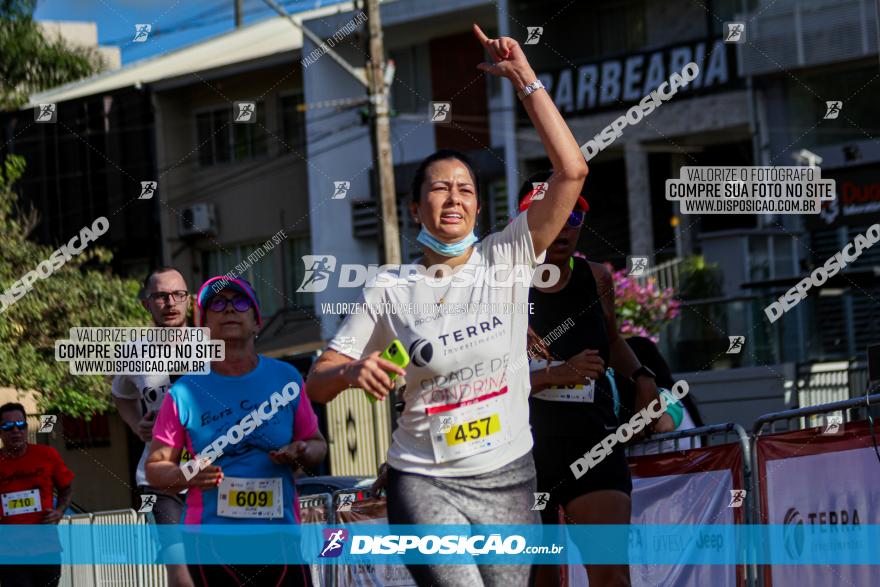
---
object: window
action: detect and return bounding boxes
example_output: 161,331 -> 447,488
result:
280,94 -> 306,151
487,180 -> 510,228
287,235 -> 315,312
204,241 -> 278,316
63,414 -> 111,449
709,0 -> 756,21
196,102 -> 267,166
782,66 -> 880,149
389,45 -> 432,114
598,0 -> 646,56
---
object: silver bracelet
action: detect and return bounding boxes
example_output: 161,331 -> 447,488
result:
517,80 -> 545,101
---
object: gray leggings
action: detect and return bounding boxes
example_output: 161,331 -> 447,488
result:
386,453 -> 540,587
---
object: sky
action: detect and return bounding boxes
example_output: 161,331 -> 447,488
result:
33,0 -> 333,64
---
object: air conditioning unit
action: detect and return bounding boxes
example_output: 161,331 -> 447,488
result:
179,203 -> 218,238
351,199 -> 378,239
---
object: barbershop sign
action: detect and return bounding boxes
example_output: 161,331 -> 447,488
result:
534,38 -> 739,116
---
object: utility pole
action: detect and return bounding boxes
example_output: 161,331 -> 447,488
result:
364,0 -> 401,265
234,0 -> 243,28
261,0 -> 397,263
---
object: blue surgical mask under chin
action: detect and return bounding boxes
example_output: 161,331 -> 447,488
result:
417,226 -> 478,257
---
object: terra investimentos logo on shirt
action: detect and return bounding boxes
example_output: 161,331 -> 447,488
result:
436,316 -> 505,356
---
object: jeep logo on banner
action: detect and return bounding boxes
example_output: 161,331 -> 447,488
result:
532,38 -> 739,117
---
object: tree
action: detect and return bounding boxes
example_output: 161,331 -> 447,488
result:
0,0 -> 105,110
0,154 -> 148,417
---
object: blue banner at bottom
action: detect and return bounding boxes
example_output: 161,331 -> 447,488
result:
1,524 -> 878,565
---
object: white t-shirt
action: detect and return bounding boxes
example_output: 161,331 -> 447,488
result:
111,372 -> 172,487
328,212 -> 545,477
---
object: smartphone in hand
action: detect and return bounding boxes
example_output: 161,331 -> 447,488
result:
366,339 -> 410,403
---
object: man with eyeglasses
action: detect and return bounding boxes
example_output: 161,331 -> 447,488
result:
112,266 -> 193,587
0,402 -> 74,587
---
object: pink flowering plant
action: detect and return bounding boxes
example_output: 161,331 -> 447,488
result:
604,261 -> 680,343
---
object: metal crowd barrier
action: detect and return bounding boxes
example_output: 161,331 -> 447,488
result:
58,509 -> 167,587
627,422 -> 756,587
300,493 -> 334,587
58,513 -> 93,587
753,391 -> 880,437
45,394 -> 880,587
751,392 -> 880,587
751,392 -> 880,528
330,487 -> 417,587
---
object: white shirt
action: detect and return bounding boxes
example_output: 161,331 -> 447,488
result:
111,372 -> 171,487
328,212 -> 544,477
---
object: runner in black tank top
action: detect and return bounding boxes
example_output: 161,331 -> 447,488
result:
529,256 -> 620,447
517,172 -> 673,587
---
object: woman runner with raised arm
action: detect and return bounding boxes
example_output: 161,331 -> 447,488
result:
306,24 -> 588,587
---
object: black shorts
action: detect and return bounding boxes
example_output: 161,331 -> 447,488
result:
139,486 -> 186,563
138,486 -> 186,524
187,535 -> 313,587
530,382 -> 633,525
0,554 -> 61,587
0,563 -> 61,587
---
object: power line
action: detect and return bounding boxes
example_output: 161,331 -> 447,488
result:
100,0 -> 339,51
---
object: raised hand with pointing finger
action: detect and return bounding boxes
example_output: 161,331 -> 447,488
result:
472,24 -> 535,85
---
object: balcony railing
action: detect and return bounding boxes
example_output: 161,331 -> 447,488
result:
635,256 -> 683,292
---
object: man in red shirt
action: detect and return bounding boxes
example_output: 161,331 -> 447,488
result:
0,402 -> 74,587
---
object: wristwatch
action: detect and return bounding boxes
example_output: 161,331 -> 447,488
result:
631,365 -> 657,383
517,80 -> 545,101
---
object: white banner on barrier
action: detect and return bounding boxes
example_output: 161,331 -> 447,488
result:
765,446 -> 880,587
568,470 -> 737,587
336,517 -> 417,587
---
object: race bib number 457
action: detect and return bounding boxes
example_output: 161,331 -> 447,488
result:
446,414 -> 501,446
428,388 -> 512,463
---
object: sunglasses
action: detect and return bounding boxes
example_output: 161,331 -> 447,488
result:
0,421 -> 27,432
207,296 -> 253,313
567,210 -> 586,228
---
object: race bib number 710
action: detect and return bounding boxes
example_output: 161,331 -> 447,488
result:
2,489 -> 41,516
